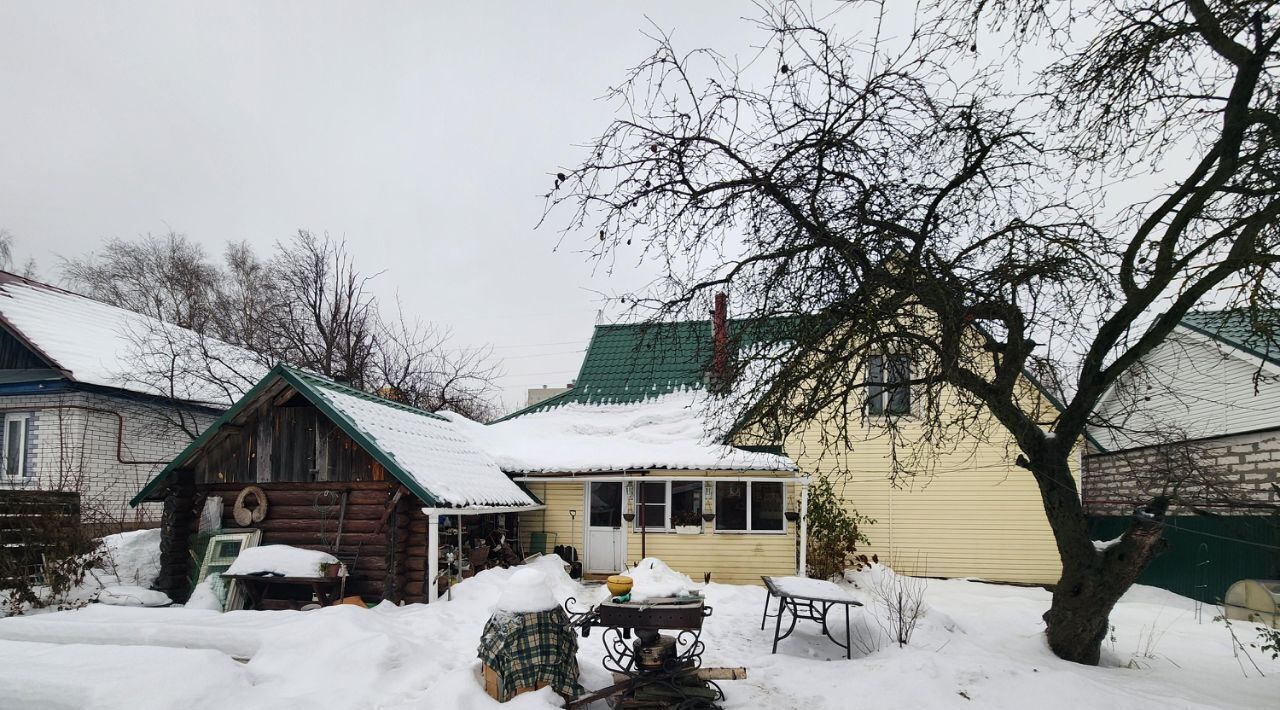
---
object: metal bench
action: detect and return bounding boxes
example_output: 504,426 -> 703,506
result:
760,575 -> 863,659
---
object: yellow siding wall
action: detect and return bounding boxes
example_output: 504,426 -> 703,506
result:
520,381 -> 1074,589
520,482 -> 585,555
784,379 -> 1072,585
519,474 -> 798,587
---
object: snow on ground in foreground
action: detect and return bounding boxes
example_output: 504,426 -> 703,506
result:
0,555 -> 1275,710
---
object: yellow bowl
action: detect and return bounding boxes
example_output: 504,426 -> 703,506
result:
606,575 -> 633,597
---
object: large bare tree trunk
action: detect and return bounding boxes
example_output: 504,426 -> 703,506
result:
1035,456 -> 1167,664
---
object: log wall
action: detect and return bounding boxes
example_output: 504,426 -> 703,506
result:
197,481 -> 429,603
156,473 -> 196,602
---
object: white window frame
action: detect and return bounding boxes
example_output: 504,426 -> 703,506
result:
3,413 -> 30,479
712,480 -> 788,535
630,480 -> 703,533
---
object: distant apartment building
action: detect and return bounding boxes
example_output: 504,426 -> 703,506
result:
526,382 -> 573,408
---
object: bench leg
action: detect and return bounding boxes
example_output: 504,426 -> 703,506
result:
772,597 -> 786,654
760,588 -> 771,630
845,604 -> 852,660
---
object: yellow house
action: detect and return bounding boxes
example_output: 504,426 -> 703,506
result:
465,317 -> 1070,586
446,393 -> 804,586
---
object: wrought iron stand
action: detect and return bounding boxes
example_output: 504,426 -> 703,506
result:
564,596 -> 723,709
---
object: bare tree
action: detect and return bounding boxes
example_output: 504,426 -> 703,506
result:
63,232 -> 221,330
266,230 -> 379,387
0,229 -> 40,278
546,1 -> 1279,664
0,230 -> 13,271
64,235 -> 271,439
373,305 -> 503,421
212,240 -> 280,356
62,230 -> 503,425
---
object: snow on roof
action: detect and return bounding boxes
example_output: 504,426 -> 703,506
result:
0,276 -> 265,406
443,390 -> 797,474
307,378 -> 537,508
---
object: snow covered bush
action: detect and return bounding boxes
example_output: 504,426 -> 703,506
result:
805,477 -> 874,580
94,528 -> 162,588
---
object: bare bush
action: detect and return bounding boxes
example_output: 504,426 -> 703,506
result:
871,569 -> 928,648
0,493 -> 102,616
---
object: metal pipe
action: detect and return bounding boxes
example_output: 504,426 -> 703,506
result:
0,403 -> 176,465
639,476 -> 646,560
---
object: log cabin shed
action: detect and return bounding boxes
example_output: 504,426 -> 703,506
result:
130,365 -> 541,605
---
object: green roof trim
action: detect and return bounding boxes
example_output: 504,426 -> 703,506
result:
129,365 -> 285,506
1179,309 -> 1280,367
285,369 -> 445,508
130,365 -> 450,507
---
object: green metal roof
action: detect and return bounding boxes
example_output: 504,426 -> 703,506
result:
499,317 -> 795,420
502,316 -> 1088,454
130,365 -> 457,507
1180,309 -> 1280,366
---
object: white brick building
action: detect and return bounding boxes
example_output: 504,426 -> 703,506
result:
0,271 -> 261,528
1084,309 -> 1280,515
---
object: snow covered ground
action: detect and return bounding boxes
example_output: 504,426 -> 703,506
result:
0,552 -> 1274,709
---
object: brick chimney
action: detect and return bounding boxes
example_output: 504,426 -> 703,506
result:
711,292 -> 729,393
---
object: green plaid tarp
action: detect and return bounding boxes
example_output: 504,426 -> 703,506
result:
477,606 -> 584,701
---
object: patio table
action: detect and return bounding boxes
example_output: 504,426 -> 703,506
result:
760,575 -> 863,659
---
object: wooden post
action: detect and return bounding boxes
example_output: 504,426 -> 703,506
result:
798,475 -> 809,578
427,513 -> 439,603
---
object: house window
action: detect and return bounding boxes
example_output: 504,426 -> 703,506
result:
633,481 -> 703,530
714,481 -> 786,533
671,481 -> 702,528
867,354 -> 911,415
3,413 -> 30,478
636,481 -> 666,530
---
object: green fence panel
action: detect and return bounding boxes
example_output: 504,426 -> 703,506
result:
1088,516 -> 1280,603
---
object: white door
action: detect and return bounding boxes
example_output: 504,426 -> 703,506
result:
585,482 -> 626,573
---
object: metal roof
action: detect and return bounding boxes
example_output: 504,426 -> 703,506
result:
499,317 -> 794,420
1180,309 -> 1280,367
130,364 -> 537,510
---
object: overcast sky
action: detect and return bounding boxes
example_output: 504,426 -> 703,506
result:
0,2 -> 801,410
0,2 -> 1016,413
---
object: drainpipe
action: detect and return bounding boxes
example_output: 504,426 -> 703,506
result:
798,475 -> 810,577
0,404 -> 178,465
